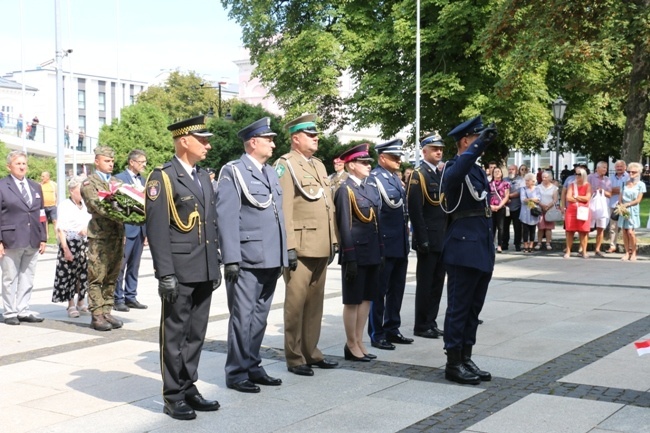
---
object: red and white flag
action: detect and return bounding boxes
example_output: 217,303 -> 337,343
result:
634,340 -> 650,356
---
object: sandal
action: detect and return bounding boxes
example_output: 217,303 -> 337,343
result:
606,247 -> 616,253
594,251 -> 604,258
77,304 -> 90,315
563,253 -> 570,259
546,244 -> 552,251
67,306 -> 80,318
534,245 -> 541,250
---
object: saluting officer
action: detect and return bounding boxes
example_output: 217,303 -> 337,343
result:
334,144 -> 383,362
407,133 -> 447,340
216,117 -> 288,394
367,139 -> 412,351
441,115 -> 497,385
274,114 -> 339,377
145,115 -> 222,420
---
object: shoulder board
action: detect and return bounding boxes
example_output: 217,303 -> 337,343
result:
366,180 -> 377,187
279,153 -> 293,161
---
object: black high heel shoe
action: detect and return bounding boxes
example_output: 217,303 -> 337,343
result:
344,344 -> 370,362
362,352 -> 377,359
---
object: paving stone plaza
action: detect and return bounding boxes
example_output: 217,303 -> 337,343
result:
1,243 -> 649,433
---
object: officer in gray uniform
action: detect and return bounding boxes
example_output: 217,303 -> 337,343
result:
441,115 -> 497,385
145,115 -> 222,420
216,117 -> 288,394
367,139 -> 412,350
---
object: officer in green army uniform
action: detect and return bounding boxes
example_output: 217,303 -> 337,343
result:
80,146 -> 126,331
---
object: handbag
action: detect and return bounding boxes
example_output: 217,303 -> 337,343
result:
525,189 -> 542,216
545,206 -> 563,222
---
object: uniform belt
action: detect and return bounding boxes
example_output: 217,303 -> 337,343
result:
449,207 -> 491,223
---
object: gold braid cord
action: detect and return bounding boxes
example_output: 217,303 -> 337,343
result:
160,170 -> 202,241
346,186 -> 377,230
417,170 -> 445,206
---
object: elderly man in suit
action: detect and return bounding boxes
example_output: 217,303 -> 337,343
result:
114,149 -> 148,312
274,114 -> 338,377
81,146 -> 126,332
367,139 -> 412,350
441,115 -> 497,385
407,133 -> 447,340
216,117 -> 288,393
0,151 -> 47,325
145,116 -> 222,420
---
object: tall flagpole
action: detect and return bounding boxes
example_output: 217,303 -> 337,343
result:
415,0 -> 421,167
55,0 -> 66,202
20,0 -> 26,152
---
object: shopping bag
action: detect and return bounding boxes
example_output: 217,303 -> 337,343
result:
589,190 -> 608,220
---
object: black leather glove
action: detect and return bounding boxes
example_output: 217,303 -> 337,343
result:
288,249 -> 298,271
158,275 -> 179,304
479,122 -> 498,144
417,242 -> 430,254
345,261 -> 358,282
224,263 -> 240,284
213,268 -> 222,291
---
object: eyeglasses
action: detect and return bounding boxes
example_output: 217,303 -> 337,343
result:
134,160 -> 147,165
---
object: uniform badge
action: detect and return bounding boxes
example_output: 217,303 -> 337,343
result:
147,180 -> 161,201
275,164 -> 286,178
382,172 -> 389,179
410,179 -> 419,185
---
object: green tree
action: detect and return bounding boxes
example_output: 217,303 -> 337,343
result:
137,71 -> 222,122
98,103 -> 173,174
0,141 -> 57,182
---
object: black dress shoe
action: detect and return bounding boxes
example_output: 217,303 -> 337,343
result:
125,300 -> 148,309
371,339 -> 396,350
309,359 -> 339,369
163,400 -> 196,420
344,344 -> 371,362
185,393 -> 220,411
414,329 -> 439,339
250,374 -> 282,386
5,317 -> 20,325
227,379 -> 261,393
288,364 -> 314,376
113,303 -> 130,312
18,315 -> 44,323
386,333 -> 414,344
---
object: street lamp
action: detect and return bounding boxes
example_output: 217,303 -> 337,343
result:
552,96 -> 567,180
198,81 -> 228,118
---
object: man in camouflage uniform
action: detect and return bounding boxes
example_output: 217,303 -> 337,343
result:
80,146 -> 126,331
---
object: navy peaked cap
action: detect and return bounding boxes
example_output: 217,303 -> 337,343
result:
237,117 -> 277,141
447,115 -> 486,142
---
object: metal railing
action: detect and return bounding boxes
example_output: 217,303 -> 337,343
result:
0,115 -> 99,154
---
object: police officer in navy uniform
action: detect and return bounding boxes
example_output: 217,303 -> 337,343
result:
441,115 -> 497,385
216,117 -> 288,393
367,139 -> 412,350
145,115 -> 222,420
334,144 -> 384,362
407,133 -> 447,340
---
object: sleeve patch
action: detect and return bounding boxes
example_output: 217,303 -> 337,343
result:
146,180 -> 161,201
275,164 -> 286,178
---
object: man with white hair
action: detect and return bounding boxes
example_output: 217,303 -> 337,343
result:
606,160 -> 628,253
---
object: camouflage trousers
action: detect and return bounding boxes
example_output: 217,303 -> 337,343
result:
87,236 -> 124,315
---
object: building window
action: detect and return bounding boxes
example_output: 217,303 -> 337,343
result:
130,95 -> 135,105
98,92 -> 106,111
78,116 -> 86,130
99,117 -> 106,126
78,90 -> 86,110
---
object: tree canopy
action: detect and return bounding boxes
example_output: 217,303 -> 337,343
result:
222,0 -> 650,164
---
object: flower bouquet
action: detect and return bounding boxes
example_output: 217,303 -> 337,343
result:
613,203 -> 631,221
98,181 -> 146,225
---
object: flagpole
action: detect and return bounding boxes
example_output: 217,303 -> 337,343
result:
415,0 -> 421,167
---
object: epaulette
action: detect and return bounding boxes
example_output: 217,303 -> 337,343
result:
279,153 -> 293,161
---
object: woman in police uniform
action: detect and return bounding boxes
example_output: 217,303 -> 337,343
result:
334,144 -> 383,362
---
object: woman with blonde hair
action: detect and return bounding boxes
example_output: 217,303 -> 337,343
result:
536,171 -> 559,250
617,162 -> 646,261
519,173 -> 540,253
564,168 -> 592,258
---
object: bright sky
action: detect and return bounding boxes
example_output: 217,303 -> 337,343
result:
0,0 -> 245,84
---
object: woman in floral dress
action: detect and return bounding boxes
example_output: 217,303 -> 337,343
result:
617,162 -> 646,261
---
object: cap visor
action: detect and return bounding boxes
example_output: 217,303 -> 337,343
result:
191,131 -> 213,138
257,132 -> 277,137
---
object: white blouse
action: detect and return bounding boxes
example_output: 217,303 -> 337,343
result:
57,198 -> 91,234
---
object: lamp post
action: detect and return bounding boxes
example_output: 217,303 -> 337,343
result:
198,81 -> 227,118
552,96 -> 567,180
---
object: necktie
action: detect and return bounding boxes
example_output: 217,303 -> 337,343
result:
192,169 -> 203,193
20,181 -> 31,206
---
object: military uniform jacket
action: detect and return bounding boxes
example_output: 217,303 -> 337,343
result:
216,154 -> 288,269
441,139 -> 495,273
334,177 -> 383,266
144,158 -> 221,283
80,173 -> 126,240
407,163 -> 447,253
274,150 -> 337,258
371,166 -> 409,258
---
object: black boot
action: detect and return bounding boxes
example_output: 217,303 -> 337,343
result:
445,348 -> 480,385
462,345 -> 491,381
